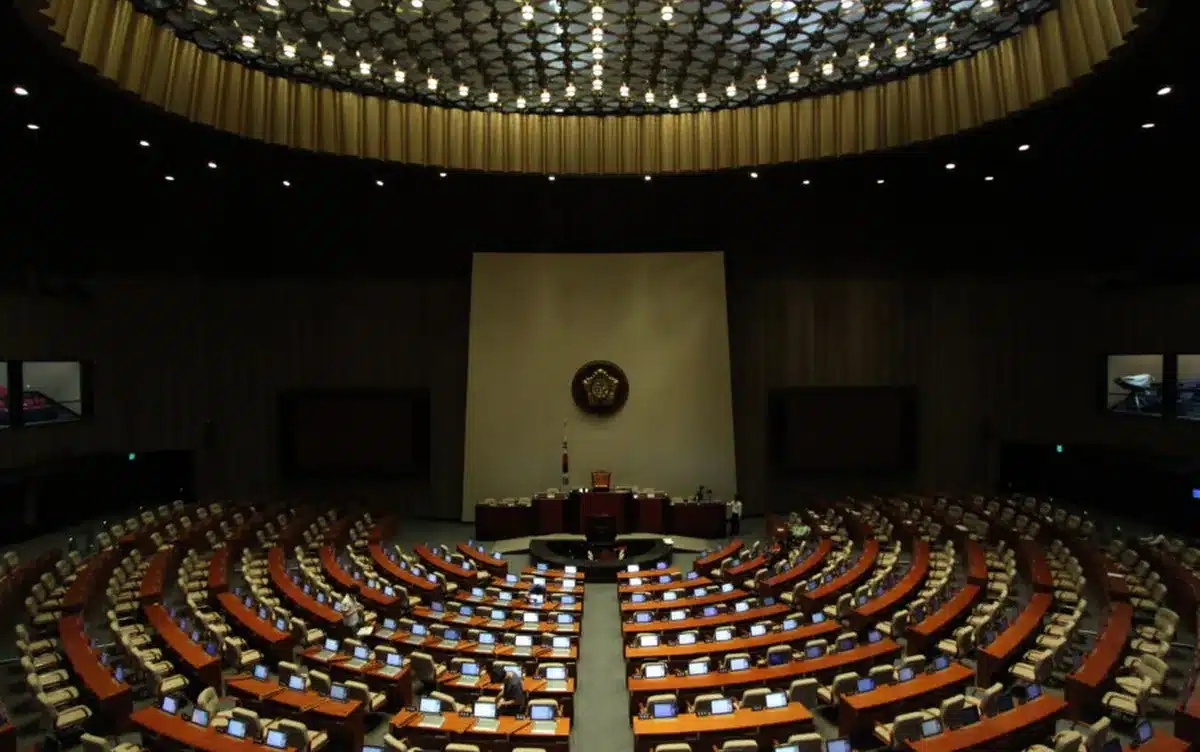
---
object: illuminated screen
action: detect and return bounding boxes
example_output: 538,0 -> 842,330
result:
279,390 -> 430,479
1106,355 -> 1164,417
1179,355 -> 1200,421
768,387 -> 917,476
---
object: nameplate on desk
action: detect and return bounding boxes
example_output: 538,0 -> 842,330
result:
638,713 -> 649,720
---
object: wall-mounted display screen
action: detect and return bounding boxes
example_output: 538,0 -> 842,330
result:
1106,355 -> 1164,417
1178,355 -> 1200,421
21,362 -> 84,426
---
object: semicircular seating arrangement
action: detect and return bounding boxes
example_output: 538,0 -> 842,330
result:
2,495 -> 1197,752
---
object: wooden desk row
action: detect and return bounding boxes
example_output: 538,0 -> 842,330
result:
632,703 -> 812,752
1064,603 -> 1133,720
905,585 -> 984,655
693,540 -> 745,572
59,613 -> 132,733
268,547 -> 343,630
144,603 -> 224,688
839,662 -> 973,742
800,539 -> 881,609
907,695 -> 1067,752
623,604 -> 790,634
849,540 -> 930,630
227,675 -> 365,749
391,708 -> 570,751
977,592 -> 1053,687
760,539 -> 834,594
133,707 -> 299,752
625,619 -> 841,664
368,542 -> 440,596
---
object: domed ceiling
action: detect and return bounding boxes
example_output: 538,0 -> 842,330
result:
129,0 -> 1054,114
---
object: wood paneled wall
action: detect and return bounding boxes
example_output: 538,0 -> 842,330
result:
0,273 -> 471,518
727,258 -> 1200,514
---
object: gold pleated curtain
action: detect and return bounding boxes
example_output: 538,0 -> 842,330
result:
41,0 -> 1141,173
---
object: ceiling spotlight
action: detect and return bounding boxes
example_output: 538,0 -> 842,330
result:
750,171 -> 758,179
548,175 -> 556,181
876,179 -> 885,184
194,0 -> 206,5
139,139 -> 150,147
1156,85 -> 1172,96
858,52 -> 870,68
14,86 -> 29,96
427,76 -> 438,90
591,26 -> 603,42
822,61 -> 834,76
164,175 -> 175,182
458,83 -> 468,97
26,123 -> 39,130
283,44 -> 296,58
338,0 -> 350,7
770,0 -> 780,7
696,90 -> 707,103
394,70 -> 406,83
984,175 -> 994,181
1018,143 -> 1030,151
322,52 -> 335,67
282,180 -> 291,186
516,96 -> 526,109
359,62 -> 371,75
375,179 -> 384,186
592,46 -> 604,61
591,3 -> 603,20
487,90 -> 498,103
934,34 -> 948,51
644,175 -> 651,181
565,83 -> 576,98
439,172 -> 447,177
540,89 -> 551,104
660,3 -> 673,21
788,69 -> 799,84
411,0 -> 422,6
840,0 -> 852,9
803,179 -> 811,185
521,3 -> 533,20
644,90 -> 655,104
756,75 -> 767,91
207,161 -> 217,169
552,23 -> 563,35
619,83 -> 630,98
592,79 -> 602,91
980,0 -> 994,7
668,94 -> 678,109
1141,122 -> 1155,129
554,107 -> 564,113
725,83 -> 736,98
895,44 -> 908,59
592,63 -> 603,77
264,0 -> 277,6
945,162 -> 956,170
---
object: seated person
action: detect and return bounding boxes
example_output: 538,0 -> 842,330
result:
489,665 -> 526,716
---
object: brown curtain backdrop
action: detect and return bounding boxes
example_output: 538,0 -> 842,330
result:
36,0 -> 1141,173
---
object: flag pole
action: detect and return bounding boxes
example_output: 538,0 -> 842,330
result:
561,419 -> 569,492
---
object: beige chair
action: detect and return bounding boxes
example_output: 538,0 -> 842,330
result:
267,718 -> 329,751
346,680 -> 387,711
781,732 -> 823,752
79,733 -> 143,751
816,672 -> 859,705
875,711 -> 930,749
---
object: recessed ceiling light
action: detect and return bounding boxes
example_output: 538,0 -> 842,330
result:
1156,85 -> 1171,96
945,162 -> 956,170
164,175 -> 175,181
375,179 -> 384,186
439,172 -> 447,178
644,175 -> 651,181
548,175 -> 556,181
749,171 -> 758,179
207,161 -> 218,169
282,180 -> 291,187
26,123 -> 39,130
802,179 -> 811,185
139,139 -> 150,147
553,107 -> 564,113
1018,144 -> 1030,152
1141,122 -> 1155,129
984,175 -> 994,181
14,86 -> 29,96
876,179 -> 885,184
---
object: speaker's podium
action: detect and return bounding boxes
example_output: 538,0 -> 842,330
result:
581,470 -> 630,542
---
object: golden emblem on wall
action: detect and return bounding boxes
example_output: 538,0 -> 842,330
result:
571,361 -> 629,416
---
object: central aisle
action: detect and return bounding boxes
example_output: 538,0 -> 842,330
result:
572,583 -> 635,752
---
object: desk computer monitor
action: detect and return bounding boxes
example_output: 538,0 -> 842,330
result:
288,675 -> 307,690
921,719 -> 943,737
693,588 -> 707,598
638,634 -> 659,647
552,636 -> 570,648
867,630 -> 883,644
728,656 -> 750,671
631,593 -> 646,603
651,701 -> 677,719
1025,683 -> 1043,700
805,645 -> 824,659
663,591 -> 678,601
634,612 -> 653,624
715,627 -> 734,642
330,684 -> 349,700
253,664 -> 270,680
721,583 -> 734,593
735,601 -> 750,613
952,704 -> 980,728
670,610 -> 687,622
386,652 -> 403,667
537,563 -> 548,571
811,612 -> 825,623
687,571 -> 699,580
473,700 -> 497,718
856,677 -> 876,693
225,719 -> 248,738
931,655 -> 950,671
1132,719 -> 1153,747
265,729 -> 289,749
709,698 -> 733,715
825,740 -> 851,752
897,666 -> 915,682
514,634 -> 532,648
557,613 -> 574,624
687,660 -> 708,676
782,618 -> 798,631
659,575 -> 672,584
461,662 -> 481,677
418,697 -> 442,714
544,665 -> 567,680
477,632 -> 495,645
530,704 -> 555,720
160,696 -> 180,715
765,691 -> 787,709
767,650 -> 789,666
189,708 -> 209,726
677,633 -> 696,645
750,624 -> 767,637
643,663 -> 667,679
702,606 -> 718,617
410,623 -> 428,636
627,564 -> 639,572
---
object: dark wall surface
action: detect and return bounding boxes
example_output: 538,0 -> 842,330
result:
0,268 -> 472,519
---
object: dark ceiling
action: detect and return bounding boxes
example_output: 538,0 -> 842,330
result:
0,0 -> 1195,276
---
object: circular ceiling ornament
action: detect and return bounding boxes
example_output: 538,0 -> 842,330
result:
128,0 -> 1054,114
571,361 -> 629,415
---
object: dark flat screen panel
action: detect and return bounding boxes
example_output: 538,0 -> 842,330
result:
279,390 -> 430,480
768,387 -> 917,477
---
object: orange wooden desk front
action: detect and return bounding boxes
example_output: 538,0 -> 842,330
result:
390,708 -> 570,751
226,676 -> 365,749
132,707 -> 297,752
368,543 -> 439,596
622,604 -> 789,634
621,588 -> 748,614
459,544 -> 508,575
632,704 -> 813,752
1064,603 -> 1133,720
800,540 -> 880,609
693,541 -> 744,571
217,591 -> 295,661
839,663 -> 974,740
144,603 -> 224,688
760,539 -> 834,594
849,541 -> 930,630
58,614 -> 132,731
268,548 -> 343,630
624,621 -> 841,666
905,585 -> 983,654
905,695 -> 1067,751
977,592 -> 1053,686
